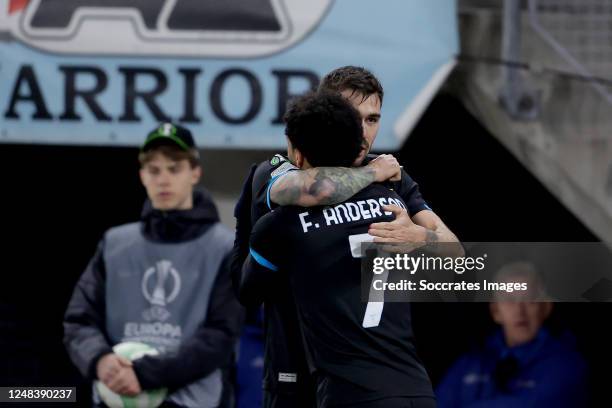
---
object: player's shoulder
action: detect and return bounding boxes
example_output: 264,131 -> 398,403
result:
251,154 -> 298,197
399,167 -> 416,183
266,205 -> 299,222
387,167 -> 417,194
254,154 -> 296,178
252,206 -> 294,237
356,182 -> 403,200
362,153 -> 378,165
362,153 -> 416,187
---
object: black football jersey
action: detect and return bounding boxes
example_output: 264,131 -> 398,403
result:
248,183 -> 434,404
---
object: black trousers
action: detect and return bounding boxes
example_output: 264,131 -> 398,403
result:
263,389 -> 316,408
316,374 -> 436,408
344,397 -> 437,408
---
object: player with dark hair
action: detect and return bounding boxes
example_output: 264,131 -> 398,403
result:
316,65 -> 384,167
237,90 -> 366,307
230,66 -> 457,408
240,90 -> 436,407
283,90 -> 364,168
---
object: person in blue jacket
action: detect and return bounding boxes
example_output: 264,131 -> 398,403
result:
436,261 -> 589,408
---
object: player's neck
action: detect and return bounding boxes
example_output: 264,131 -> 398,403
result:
300,158 -> 313,170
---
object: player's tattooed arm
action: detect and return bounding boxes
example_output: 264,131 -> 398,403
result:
270,166 -> 373,207
426,228 -> 439,243
270,154 -> 401,207
369,205 -> 464,256
412,210 -> 460,246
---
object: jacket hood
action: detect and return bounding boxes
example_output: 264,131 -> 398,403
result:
141,189 -> 220,242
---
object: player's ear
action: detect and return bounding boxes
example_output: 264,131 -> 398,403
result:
294,148 -> 305,168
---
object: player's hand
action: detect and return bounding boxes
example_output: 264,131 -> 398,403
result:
106,365 -> 142,396
368,205 -> 429,249
96,353 -> 133,384
367,154 -> 401,182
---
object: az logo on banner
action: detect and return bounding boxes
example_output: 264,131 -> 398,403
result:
0,0 -> 458,149
1,0 -> 332,56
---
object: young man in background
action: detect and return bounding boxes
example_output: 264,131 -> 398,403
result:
64,123 -> 242,408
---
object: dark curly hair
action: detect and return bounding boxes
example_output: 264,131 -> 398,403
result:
283,91 -> 364,168
318,66 -> 384,106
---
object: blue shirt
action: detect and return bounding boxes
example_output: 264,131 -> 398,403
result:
436,328 -> 588,408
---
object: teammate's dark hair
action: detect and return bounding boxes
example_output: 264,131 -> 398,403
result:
284,91 -> 364,168
318,66 -> 384,105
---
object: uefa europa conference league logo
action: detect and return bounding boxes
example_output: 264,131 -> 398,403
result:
141,260 -> 181,322
2,0 -> 332,56
122,260 -> 183,347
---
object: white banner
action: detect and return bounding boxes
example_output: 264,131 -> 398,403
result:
0,0 -> 457,149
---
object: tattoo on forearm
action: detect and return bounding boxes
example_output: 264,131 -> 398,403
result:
307,167 -> 375,205
272,167 -> 376,206
426,229 -> 439,243
271,174 -> 303,205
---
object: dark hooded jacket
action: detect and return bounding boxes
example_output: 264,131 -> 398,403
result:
63,190 -> 242,406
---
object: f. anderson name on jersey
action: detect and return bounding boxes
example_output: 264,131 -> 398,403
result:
298,196 -> 407,233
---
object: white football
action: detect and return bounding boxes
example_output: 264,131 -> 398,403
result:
95,342 -> 167,408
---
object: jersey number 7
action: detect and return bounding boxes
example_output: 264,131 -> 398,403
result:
349,234 -> 388,328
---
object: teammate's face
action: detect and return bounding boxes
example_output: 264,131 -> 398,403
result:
341,89 -> 381,166
139,152 -> 201,210
490,301 -> 552,347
